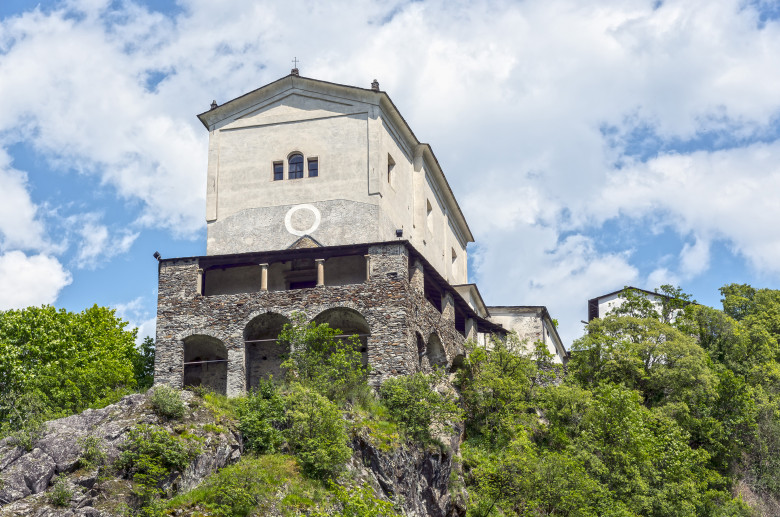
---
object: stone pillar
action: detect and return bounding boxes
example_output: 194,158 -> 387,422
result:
226,341 -> 245,397
466,318 -> 477,341
443,292 -> 455,321
259,263 -> 268,291
367,243 -> 409,279
196,268 -> 204,295
364,254 -> 371,281
316,259 -> 325,287
410,260 -> 424,294
154,259 -> 200,389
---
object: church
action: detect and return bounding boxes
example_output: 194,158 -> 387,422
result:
153,70 -> 566,397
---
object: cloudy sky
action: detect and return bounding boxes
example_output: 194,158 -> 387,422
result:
0,0 -> 778,345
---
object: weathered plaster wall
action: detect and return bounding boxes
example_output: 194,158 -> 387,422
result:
203,82 -> 470,284
488,307 -> 565,364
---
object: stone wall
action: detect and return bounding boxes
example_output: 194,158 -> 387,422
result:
155,243 -> 467,396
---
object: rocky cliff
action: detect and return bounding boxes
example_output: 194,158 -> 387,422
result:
0,390 -> 462,516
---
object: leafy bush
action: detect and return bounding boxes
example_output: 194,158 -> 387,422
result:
314,482 -> 399,517
115,424 -> 200,507
77,434 -> 107,470
284,384 -> 351,479
47,474 -> 73,507
237,380 -> 285,454
1,390 -> 48,451
133,337 -> 156,391
380,371 -> 462,443
149,385 -> 185,420
167,454 -> 329,516
279,314 -> 369,403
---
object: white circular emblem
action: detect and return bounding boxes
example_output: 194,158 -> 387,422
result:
284,204 -> 321,236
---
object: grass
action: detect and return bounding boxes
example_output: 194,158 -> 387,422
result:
167,454 -> 331,516
349,400 -> 402,453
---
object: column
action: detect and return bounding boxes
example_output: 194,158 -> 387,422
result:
410,260 -> 424,294
196,268 -> 204,295
442,292 -> 455,322
364,254 -> 371,281
259,263 -> 268,291
465,318 -> 477,341
316,259 -> 325,287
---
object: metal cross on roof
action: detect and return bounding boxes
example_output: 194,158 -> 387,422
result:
292,57 -> 300,69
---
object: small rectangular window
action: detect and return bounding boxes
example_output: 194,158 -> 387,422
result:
387,154 -> 395,184
273,161 -> 283,181
308,158 -> 318,177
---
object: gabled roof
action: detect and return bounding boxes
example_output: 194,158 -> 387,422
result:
196,74 -> 474,244
588,286 -> 667,303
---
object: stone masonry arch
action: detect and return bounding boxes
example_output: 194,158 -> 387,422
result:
425,332 -> 448,370
244,312 -> 291,388
313,307 -> 371,367
182,334 -> 228,395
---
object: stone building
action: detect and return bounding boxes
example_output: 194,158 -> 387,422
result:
154,72 -> 564,396
588,287 -> 667,321
488,306 -> 567,362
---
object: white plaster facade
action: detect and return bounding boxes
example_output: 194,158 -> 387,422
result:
488,306 -> 567,363
197,75 -> 473,285
587,287 -> 668,321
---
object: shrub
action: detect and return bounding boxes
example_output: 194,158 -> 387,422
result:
47,474 -> 73,507
313,482 -> 399,517
149,385 -> 185,420
167,454 -> 332,516
237,380 -> 285,454
77,435 -> 107,470
285,384 -> 351,479
380,371 -> 462,443
279,314 -> 369,403
115,424 -> 200,507
1,390 -> 49,451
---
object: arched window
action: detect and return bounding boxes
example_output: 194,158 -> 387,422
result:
244,312 -> 291,388
183,335 -> 227,395
288,153 -> 304,179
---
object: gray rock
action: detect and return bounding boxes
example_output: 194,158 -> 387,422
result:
0,390 -> 241,515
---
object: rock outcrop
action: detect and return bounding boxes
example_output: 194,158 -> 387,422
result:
0,390 -> 464,516
0,391 -> 241,516
349,431 -> 466,517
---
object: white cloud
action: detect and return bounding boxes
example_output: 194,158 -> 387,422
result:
69,214 -> 139,268
0,0 -> 778,340
0,153 -> 49,252
0,251 -> 71,309
113,296 -> 156,345
600,141 -> 780,274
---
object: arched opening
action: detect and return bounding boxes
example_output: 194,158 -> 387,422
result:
426,333 -> 447,370
450,353 -> 466,373
183,335 -> 227,395
416,332 -> 426,368
244,312 -> 291,388
313,307 -> 371,367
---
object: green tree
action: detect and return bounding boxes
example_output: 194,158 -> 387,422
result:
0,305 -> 140,438
284,384 -> 351,479
279,313 -> 368,403
380,370 -> 462,443
133,336 -> 156,391
456,335 -> 537,445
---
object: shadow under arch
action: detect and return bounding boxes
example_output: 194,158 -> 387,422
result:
313,307 -> 371,367
426,332 -> 447,370
416,332 -> 426,368
183,334 -> 227,395
244,312 -> 291,388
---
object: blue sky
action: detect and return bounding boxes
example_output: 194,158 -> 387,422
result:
0,0 -> 779,345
